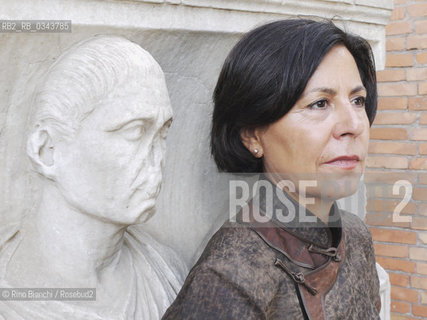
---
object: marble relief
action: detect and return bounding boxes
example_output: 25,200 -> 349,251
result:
0,35 -> 186,320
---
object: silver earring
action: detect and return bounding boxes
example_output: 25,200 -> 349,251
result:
254,148 -> 258,154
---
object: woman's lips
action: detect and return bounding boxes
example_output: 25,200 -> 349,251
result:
323,155 -> 360,169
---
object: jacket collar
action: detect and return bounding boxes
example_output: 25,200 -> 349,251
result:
252,177 -> 342,249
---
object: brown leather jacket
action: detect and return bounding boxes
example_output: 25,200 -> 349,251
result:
163,186 -> 381,320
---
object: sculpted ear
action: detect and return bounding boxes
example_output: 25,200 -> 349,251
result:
240,127 -> 264,158
27,127 -> 56,179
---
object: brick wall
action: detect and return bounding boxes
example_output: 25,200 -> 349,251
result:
365,0 -> 427,319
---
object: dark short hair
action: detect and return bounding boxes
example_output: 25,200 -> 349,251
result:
211,19 -> 377,173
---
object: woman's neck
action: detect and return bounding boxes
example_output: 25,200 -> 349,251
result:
286,190 -> 333,224
265,172 -> 333,225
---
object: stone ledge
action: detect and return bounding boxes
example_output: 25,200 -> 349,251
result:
1,0 -> 393,69
1,0 -> 393,29
176,0 -> 393,25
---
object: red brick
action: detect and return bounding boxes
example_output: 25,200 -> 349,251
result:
419,262 -> 427,275
366,199 -> 417,215
413,304 -> 427,317
412,156 -> 427,170
366,183 -> 406,199
389,272 -> 410,287
391,7 -> 406,20
390,313 -> 417,320
370,228 -> 417,244
411,275 -> 427,289
377,69 -> 406,82
420,114 -> 427,125
413,187 -> 427,199
422,291 -> 427,305
378,83 -> 417,96
391,300 -> 411,313
389,191 -> 416,214
386,54 -> 414,67
409,97 -> 427,110
366,212 -> 411,228
418,52 -> 427,64
416,20 -> 427,34
386,21 -> 412,35
407,3 -> 427,17
411,216 -> 427,231
412,216 -> 427,231
374,243 -> 408,257
394,0 -> 409,4
364,170 -> 417,184
367,199 -> 416,214
366,156 -> 408,169
419,203 -> 427,216
391,286 -> 419,302
420,172 -> 427,184
419,234 -> 427,246
368,142 -> 416,155
376,257 -> 415,273
407,68 -> 427,81
419,82 -> 427,94
409,247 -> 427,261
410,158 -> 427,170
387,38 -> 405,51
421,143 -> 427,155
373,112 -> 417,125
378,97 -> 407,110
407,35 -> 427,50
370,127 -> 408,140
411,128 -> 427,140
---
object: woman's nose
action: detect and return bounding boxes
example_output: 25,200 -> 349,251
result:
332,101 -> 367,139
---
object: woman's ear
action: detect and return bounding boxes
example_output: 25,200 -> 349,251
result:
26,127 -> 56,180
240,127 -> 263,158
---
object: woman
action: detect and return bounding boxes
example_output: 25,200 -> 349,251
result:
163,19 -> 380,319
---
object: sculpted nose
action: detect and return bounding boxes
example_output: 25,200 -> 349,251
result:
148,135 -> 164,171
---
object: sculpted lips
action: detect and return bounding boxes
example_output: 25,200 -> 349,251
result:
323,155 -> 360,169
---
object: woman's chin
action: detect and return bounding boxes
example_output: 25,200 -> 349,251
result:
317,175 -> 362,201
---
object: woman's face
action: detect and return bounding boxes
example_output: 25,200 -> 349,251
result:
253,45 -> 370,200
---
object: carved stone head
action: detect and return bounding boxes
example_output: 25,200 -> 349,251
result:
26,36 -> 173,225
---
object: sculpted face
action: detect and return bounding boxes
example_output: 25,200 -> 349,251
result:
256,46 -> 370,200
53,73 -> 172,225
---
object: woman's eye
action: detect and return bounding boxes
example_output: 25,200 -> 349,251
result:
308,99 -> 328,110
352,96 -> 366,107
